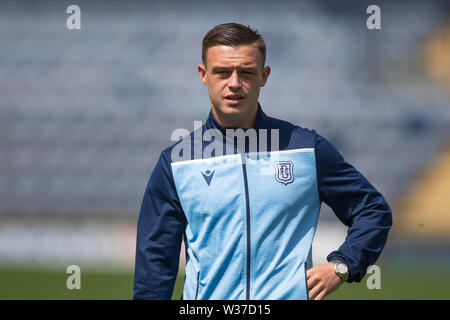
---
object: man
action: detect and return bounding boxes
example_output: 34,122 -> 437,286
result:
133,23 -> 392,300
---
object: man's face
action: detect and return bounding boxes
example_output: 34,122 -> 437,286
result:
198,44 -> 270,127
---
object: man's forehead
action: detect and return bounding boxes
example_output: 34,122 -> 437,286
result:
206,44 -> 262,67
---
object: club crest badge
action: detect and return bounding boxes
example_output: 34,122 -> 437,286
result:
273,161 -> 294,185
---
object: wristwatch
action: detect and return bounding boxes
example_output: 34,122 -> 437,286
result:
331,260 -> 349,283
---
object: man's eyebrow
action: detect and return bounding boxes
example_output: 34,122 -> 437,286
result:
239,67 -> 258,72
211,66 -> 231,71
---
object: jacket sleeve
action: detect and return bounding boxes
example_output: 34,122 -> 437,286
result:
314,133 -> 392,283
133,151 -> 186,299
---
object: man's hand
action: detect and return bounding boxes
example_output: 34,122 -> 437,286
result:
306,262 -> 343,300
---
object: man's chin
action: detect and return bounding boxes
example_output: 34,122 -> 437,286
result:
221,104 -> 244,114
212,103 -> 258,128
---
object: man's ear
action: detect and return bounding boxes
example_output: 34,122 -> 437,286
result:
260,66 -> 271,87
198,64 -> 208,86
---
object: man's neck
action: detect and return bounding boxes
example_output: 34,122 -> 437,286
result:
211,104 -> 258,129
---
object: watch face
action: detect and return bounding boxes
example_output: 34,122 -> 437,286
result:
337,263 -> 348,274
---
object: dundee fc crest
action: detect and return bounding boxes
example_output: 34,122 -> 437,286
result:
273,161 -> 294,185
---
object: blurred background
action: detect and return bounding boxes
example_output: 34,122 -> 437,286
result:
0,0 -> 449,299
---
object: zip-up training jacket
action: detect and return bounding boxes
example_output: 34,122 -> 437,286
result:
133,104 -> 392,300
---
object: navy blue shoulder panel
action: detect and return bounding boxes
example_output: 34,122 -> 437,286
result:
258,114 -> 316,151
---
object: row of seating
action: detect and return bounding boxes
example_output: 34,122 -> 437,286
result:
0,0 -> 449,217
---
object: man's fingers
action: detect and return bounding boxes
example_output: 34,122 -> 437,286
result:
308,284 -> 322,300
314,289 -> 327,300
306,263 -> 342,300
307,275 -> 319,290
309,285 -> 327,301
306,269 -> 311,279
308,286 -> 317,300
307,280 -> 324,300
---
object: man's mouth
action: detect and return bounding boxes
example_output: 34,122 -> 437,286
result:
224,94 -> 245,105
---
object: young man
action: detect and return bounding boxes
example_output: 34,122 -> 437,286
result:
133,23 -> 392,300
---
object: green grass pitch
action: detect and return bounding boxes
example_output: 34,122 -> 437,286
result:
0,264 -> 448,300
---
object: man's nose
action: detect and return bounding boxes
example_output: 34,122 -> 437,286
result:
228,70 -> 241,89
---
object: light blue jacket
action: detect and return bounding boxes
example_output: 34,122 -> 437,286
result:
133,105 -> 392,300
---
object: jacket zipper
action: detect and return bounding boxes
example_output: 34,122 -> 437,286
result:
241,158 -> 251,300
195,270 -> 200,300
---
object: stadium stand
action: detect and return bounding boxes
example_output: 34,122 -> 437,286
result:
0,0 -> 449,267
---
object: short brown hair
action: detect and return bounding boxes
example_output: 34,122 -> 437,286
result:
202,23 -> 266,68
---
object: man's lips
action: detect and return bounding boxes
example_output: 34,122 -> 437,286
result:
224,94 -> 245,105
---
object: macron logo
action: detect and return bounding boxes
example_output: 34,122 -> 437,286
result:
201,170 -> 215,186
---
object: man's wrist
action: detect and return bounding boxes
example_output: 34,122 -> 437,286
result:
330,260 -> 349,283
